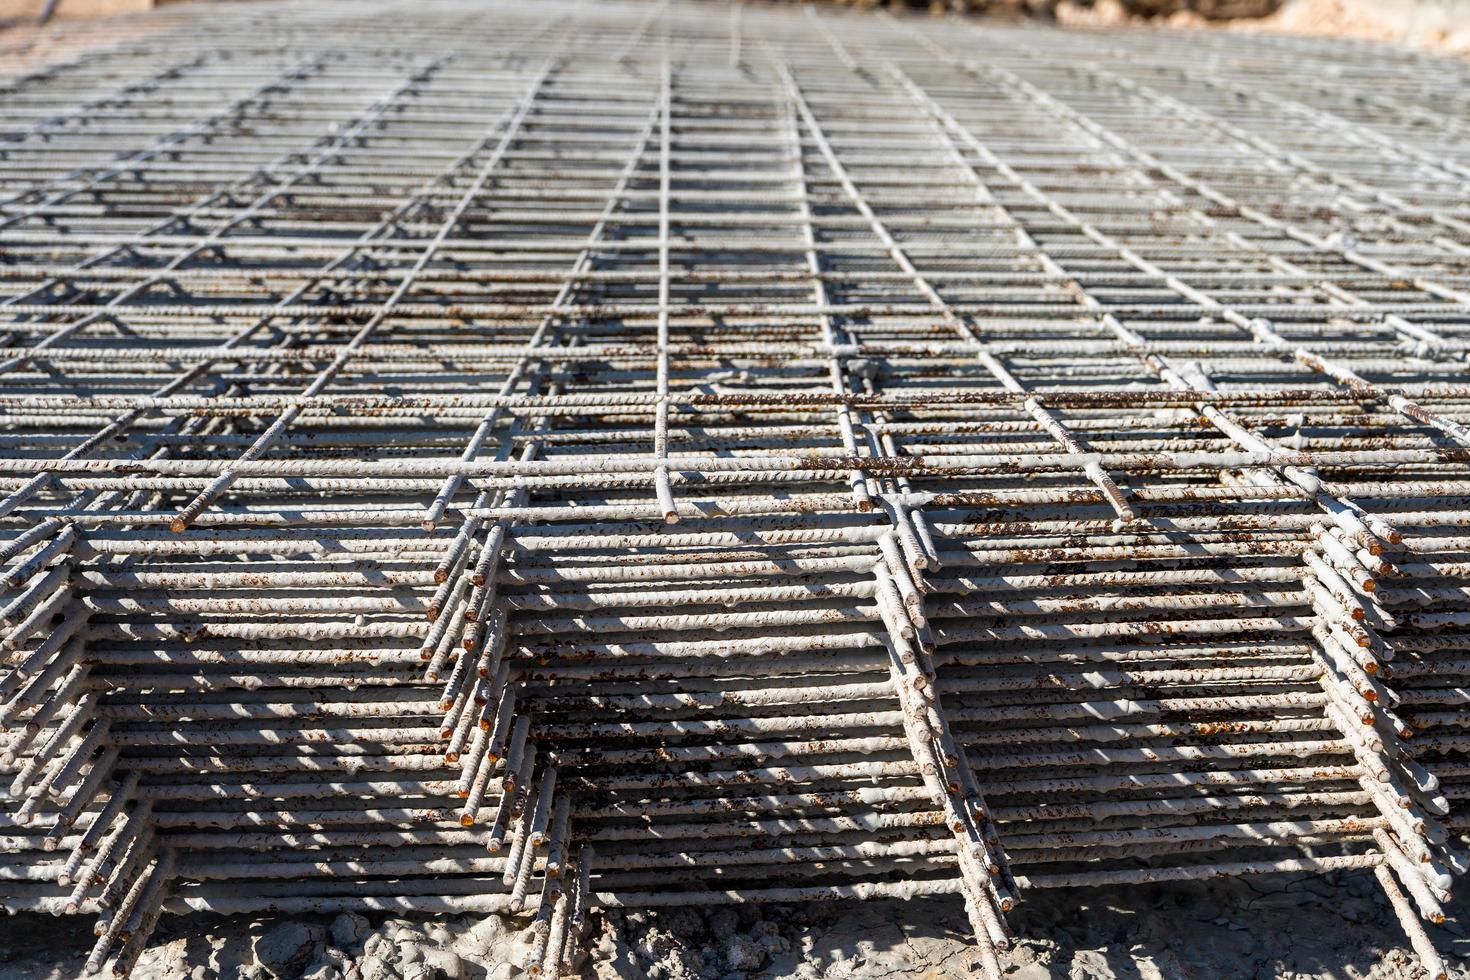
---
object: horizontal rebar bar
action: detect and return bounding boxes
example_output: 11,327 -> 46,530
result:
2,1 -> 1470,977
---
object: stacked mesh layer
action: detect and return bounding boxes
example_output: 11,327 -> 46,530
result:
2,1 -> 1469,976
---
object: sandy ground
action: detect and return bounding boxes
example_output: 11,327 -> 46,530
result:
1,1 -> 1469,978
0,0 -> 152,21
1058,0 -> 1470,54
0,0 -> 193,75
6,0 -> 1470,44
1235,0 -> 1470,53
0,870 -> 1467,978
4,0 -> 1470,69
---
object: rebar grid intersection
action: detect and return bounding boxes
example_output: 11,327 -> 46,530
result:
2,1 -> 1470,975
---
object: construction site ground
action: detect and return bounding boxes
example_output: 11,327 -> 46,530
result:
0,876 -> 1465,979
6,0 -> 1470,977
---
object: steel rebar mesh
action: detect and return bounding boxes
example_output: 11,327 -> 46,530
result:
2,1 -> 1470,976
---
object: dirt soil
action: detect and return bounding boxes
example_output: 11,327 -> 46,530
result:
1239,0 -> 1470,53
2,1 -> 1469,979
0,870 -> 1467,978
0,0 -> 192,74
0,0 -> 152,20
6,0 -> 1470,66
1059,0 -> 1470,54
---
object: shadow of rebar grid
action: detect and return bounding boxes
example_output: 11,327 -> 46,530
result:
2,0 -> 1470,975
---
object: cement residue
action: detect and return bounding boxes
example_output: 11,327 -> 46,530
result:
1,871 -> 1467,978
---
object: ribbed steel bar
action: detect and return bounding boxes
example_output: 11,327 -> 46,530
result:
2,2 -> 1469,978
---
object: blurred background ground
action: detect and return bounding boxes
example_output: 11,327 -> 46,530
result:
0,0 -> 1467,976
1058,0 -> 1470,55
4,0 -> 1470,57
0,0 -> 151,21
0,0 -> 189,72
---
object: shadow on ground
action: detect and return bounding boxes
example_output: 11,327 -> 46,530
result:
1,871 -> 1468,978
